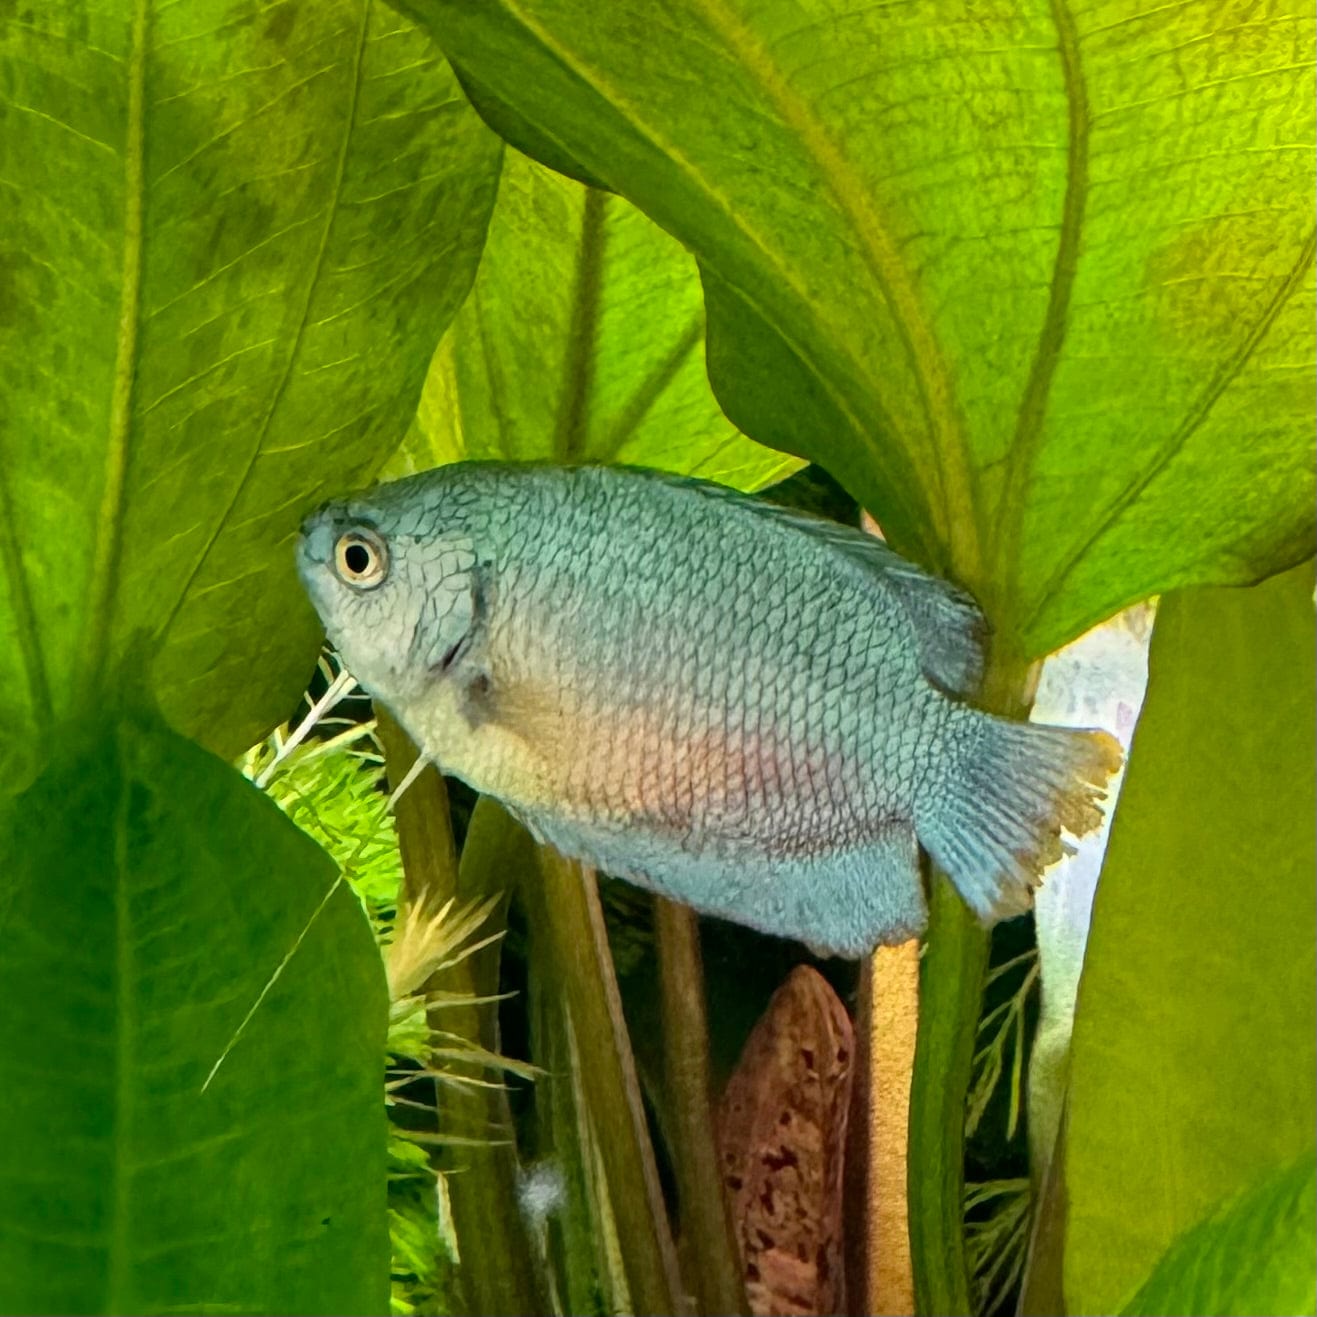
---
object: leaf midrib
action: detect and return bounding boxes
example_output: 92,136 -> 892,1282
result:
496,0 -> 934,532
157,0 -> 374,650
691,0 -> 976,565
990,0 -> 1090,627
80,0 -> 149,703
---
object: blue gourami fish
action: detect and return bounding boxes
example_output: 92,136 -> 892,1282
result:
297,463 -> 1121,957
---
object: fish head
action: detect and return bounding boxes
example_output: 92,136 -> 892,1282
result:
297,478 -> 478,707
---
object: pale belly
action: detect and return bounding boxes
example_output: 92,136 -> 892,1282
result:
413,689 -> 866,868
395,675 -> 564,809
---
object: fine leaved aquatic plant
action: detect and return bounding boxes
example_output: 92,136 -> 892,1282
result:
966,948 -> 1039,1143
246,678 -> 530,1315
964,1178 -> 1032,1317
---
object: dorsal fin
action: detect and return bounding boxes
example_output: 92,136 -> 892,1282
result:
615,466 -> 988,697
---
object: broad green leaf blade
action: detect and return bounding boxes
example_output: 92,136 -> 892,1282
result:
400,0 -> 1314,649
455,68 -> 608,191
1063,561 -> 1317,1316
1119,1154 -> 1316,1317
0,710 -> 388,1316
389,148 -> 801,489
0,0 -> 500,773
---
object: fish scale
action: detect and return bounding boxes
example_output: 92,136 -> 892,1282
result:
298,462 -> 1121,956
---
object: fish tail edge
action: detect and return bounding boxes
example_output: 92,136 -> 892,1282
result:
918,716 -> 1123,922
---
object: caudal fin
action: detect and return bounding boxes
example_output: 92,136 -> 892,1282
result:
918,714 -> 1123,922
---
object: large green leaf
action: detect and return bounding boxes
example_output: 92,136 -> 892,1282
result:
0,707 -> 388,1315
390,147 -> 800,487
0,0 -> 500,775
398,0 -> 1314,651
1120,1154 -> 1316,1317
1063,561 -> 1317,1316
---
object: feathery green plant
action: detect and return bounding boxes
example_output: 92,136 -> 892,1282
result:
242,662 -> 524,1315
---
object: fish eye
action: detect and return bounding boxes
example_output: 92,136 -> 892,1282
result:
334,529 -> 388,589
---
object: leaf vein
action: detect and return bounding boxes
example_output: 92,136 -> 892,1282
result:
992,0 -> 1091,609
1025,226 -> 1317,639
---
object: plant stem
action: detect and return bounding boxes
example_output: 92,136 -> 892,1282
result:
516,823 -> 634,1312
907,653 -> 1036,1317
454,795 -> 540,1012
376,711 -> 547,1317
909,876 -> 990,1316
538,850 -> 683,1316
375,708 -> 458,910
655,900 -> 749,1316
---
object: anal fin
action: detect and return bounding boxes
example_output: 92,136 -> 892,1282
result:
521,810 -> 927,958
